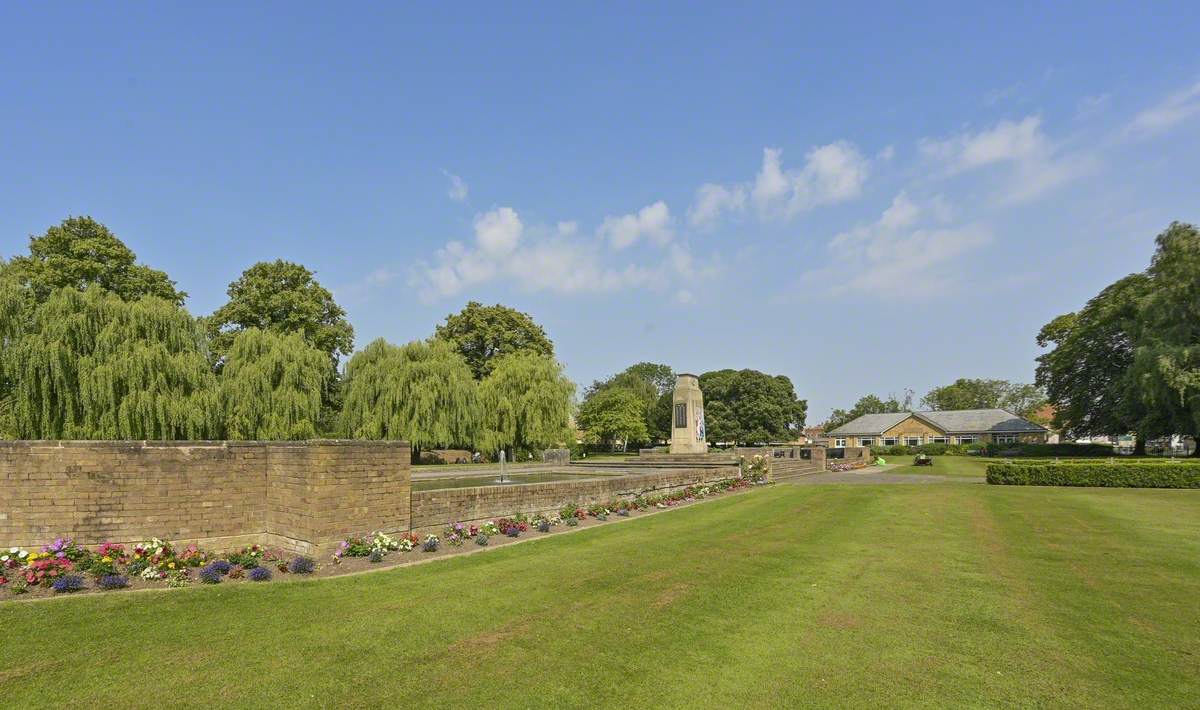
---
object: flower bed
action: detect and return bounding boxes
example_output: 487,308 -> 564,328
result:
0,476 -> 759,599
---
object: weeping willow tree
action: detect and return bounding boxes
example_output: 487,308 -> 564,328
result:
338,338 -> 480,451
1,287 -> 220,439
0,261 -> 32,437
219,328 -> 329,440
478,352 -> 574,456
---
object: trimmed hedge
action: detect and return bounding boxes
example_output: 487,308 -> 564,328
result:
986,463 -> 1200,488
871,442 -> 1114,458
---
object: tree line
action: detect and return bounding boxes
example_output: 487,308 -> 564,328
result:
576,363 -> 807,448
0,217 -> 571,457
0,216 -> 810,455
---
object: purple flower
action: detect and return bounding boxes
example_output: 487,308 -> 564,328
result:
248,566 -> 272,582
52,575 -> 85,593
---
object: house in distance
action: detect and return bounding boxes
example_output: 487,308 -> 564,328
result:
827,409 -> 1048,448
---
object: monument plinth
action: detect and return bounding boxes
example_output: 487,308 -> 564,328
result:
669,373 -> 708,455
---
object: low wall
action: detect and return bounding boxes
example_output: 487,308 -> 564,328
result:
0,440 -> 411,556
410,465 -> 738,532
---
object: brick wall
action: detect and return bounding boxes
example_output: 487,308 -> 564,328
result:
410,465 -> 737,532
0,440 -> 410,556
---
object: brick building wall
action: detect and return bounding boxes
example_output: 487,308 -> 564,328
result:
410,465 -> 737,532
0,440 -> 410,556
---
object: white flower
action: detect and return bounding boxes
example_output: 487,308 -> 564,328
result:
18,550 -> 28,558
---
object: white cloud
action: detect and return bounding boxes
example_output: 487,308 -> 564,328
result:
920,116 -> 1046,171
688,183 -> 746,228
1128,81 -> 1200,137
919,116 -> 1095,203
598,201 -> 673,249
474,207 -> 522,255
443,170 -> 469,201
813,192 -> 991,298
877,145 -> 895,161
410,206 -> 709,301
688,142 -> 869,227
754,143 -> 869,218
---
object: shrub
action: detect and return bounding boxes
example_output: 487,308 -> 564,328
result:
209,559 -> 232,576
52,575 -> 85,593
506,527 -> 520,538
289,556 -> 316,574
199,565 -> 223,584
617,508 -> 630,517
226,545 -> 264,568
475,534 -> 489,546
422,535 -> 440,552
248,566 -> 272,582
537,520 -> 551,533
166,570 -> 191,587
368,549 -> 385,563
98,575 -> 129,590
559,503 -> 580,520
986,462 -> 1200,488
10,578 -> 29,594
227,565 -> 245,580
564,516 -> 579,527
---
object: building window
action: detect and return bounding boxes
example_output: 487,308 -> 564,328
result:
882,437 -> 898,446
930,436 -> 947,444
674,403 -> 687,429
834,438 -> 846,447
905,436 -> 922,447
860,437 -> 874,447
957,436 -> 977,444
994,434 -> 1018,444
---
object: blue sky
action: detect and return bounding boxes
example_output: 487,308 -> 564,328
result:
3,3 -> 1199,422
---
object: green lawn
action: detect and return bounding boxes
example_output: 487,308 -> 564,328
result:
3,483 -> 1198,708
877,453 -> 992,477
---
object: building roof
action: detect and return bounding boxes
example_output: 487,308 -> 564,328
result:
828,409 -> 1047,436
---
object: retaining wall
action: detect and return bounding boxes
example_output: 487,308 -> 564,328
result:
0,440 -> 411,556
410,464 -> 738,532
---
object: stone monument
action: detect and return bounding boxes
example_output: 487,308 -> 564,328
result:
668,373 -> 708,455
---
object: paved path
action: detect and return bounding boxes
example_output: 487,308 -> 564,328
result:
781,465 -> 982,485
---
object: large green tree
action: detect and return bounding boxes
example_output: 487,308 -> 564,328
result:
1131,222 -> 1200,454
478,353 -> 574,455
575,386 -> 650,450
698,369 -> 806,445
582,362 -> 675,443
434,301 -> 554,380
1035,274 -> 1155,447
219,328 -> 329,440
1,287 -> 219,439
337,338 -> 480,453
208,260 -> 354,366
7,217 -> 185,305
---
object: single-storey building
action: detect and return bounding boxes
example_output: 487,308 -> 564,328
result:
827,408 -> 1048,448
